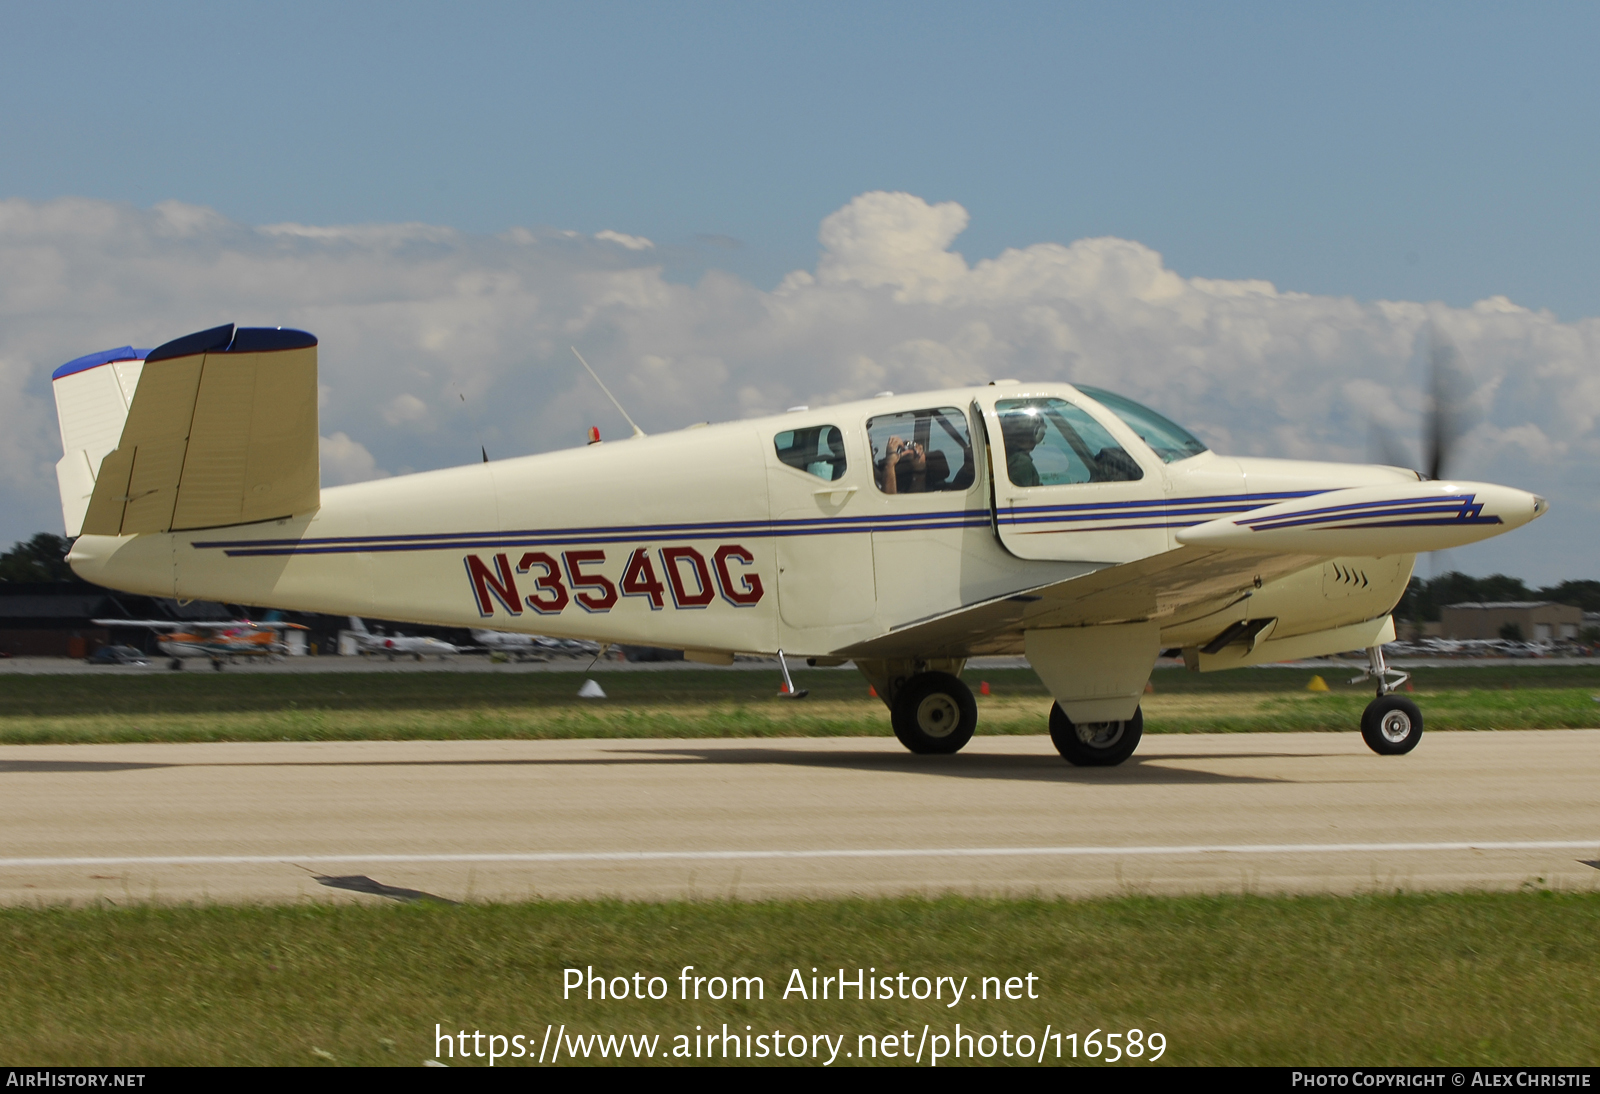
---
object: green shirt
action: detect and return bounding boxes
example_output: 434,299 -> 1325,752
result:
1007,449 -> 1041,488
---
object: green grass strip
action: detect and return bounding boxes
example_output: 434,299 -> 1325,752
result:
2,892 -> 1596,1066
0,666 -> 1595,743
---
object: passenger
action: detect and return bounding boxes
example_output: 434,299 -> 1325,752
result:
947,447 -> 975,490
881,436 -> 926,494
881,443 -> 954,494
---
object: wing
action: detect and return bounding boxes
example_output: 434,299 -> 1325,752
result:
89,619 -> 186,630
81,325 -> 320,536
89,618 -> 305,632
837,478 -> 1546,661
834,546 -> 1321,660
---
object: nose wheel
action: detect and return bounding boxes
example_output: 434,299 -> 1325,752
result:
1361,695 -> 1423,754
1353,644 -> 1423,755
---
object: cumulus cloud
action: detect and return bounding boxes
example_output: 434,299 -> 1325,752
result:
1,191 -> 1595,579
318,432 -> 387,486
381,392 -> 432,428
593,229 -> 654,251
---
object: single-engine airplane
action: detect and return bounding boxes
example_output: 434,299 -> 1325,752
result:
467,628 -> 597,660
346,616 -> 462,660
90,614 -> 308,670
52,325 -> 1545,762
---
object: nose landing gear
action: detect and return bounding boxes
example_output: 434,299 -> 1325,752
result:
1352,644 -> 1422,755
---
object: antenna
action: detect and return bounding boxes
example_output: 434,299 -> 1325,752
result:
571,347 -> 646,438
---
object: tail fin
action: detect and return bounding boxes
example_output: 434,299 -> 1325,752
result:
51,347 -> 150,537
348,616 -> 369,634
76,324 -> 321,537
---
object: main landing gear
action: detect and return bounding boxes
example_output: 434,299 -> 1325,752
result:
1351,644 -> 1422,755
871,663 -> 1146,764
1048,703 -> 1144,766
889,671 -> 978,754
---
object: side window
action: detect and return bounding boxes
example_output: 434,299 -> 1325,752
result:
996,398 -> 1143,487
774,425 -> 847,481
866,406 -> 976,495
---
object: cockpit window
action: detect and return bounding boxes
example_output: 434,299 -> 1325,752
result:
1075,386 -> 1208,464
866,406 -> 976,494
995,398 -> 1143,486
774,425 -> 848,481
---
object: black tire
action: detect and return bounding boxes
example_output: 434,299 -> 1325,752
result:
168,658 -> 182,671
1050,702 -> 1144,766
891,672 -> 978,754
1361,695 -> 1423,755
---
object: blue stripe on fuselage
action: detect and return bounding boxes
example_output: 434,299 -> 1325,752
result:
190,490 -> 1331,558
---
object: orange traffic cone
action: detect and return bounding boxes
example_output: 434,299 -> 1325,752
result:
979,681 -> 990,696
868,686 -> 877,698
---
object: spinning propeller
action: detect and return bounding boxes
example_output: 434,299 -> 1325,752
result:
1370,323 -> 1478,482
1367,324 -> 1482,581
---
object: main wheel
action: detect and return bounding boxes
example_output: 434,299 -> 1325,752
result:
1361,695 -> 1423,755
1049,703 -> 1144,766
891,672 -> 978,754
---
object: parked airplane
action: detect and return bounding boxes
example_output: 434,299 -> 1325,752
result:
52,326 -> 1545,762
346,616 -> 461,660
91,615 -> 307,670
468,629 -> 598,660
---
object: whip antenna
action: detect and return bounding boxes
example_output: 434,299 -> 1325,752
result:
571,347 -> 646,437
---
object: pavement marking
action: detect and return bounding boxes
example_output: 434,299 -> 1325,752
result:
5,839 -> 1597,869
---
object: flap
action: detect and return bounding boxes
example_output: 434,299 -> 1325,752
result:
835,545 -> 1322,660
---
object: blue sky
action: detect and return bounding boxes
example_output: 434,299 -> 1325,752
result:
2,2 -> 1596,580
7,1 -> 1599,313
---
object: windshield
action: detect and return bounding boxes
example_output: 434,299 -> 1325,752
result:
994,398 -> 1142,486
1075,386 -> 1208,464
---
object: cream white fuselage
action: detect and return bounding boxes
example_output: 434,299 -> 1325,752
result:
69,383 -> 1441,661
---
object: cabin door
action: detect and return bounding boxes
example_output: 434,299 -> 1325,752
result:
763,421 -> 877,630
975,393 -> 1166,563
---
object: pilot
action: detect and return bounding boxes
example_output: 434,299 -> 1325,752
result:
1000,410 -> 1046,487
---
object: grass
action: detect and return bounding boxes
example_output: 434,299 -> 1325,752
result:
2,892 -> 1596,1067
0,665 -> 1596,744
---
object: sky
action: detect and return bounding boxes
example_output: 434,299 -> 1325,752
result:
1,1 -> 1596,583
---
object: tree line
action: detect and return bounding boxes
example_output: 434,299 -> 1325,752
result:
1397,572 -> 1600,621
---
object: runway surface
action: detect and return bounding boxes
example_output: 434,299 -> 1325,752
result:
2,730 -> 1597,905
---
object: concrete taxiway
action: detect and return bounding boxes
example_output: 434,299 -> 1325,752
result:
1,731 -> 1596,905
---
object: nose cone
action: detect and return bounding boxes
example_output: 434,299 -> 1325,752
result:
1177,479 -> 1550,555
1429,482 -> 1549,533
